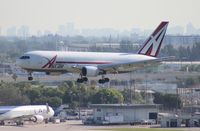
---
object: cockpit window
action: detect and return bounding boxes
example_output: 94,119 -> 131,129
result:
20,56 -> 30,59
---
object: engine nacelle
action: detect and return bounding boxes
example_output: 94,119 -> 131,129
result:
82,66 -> 100,77
31,115 -> 44,123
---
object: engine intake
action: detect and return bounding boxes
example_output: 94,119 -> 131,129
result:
31,115 -> 44,123
82,66 -> 100,77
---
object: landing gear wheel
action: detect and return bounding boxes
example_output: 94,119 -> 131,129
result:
98,78 -> 109,84
16,121 -> 24,126
83,77 -> 88,82
98,79 -> 102,84
104,78 -> 110,82
45,119 -> 49,124
77,77 -> 88,83
28,72 -> 33,81
98,79 -> 105,84
28,76 -> 33,81
77,78 -> 84,83
0,121 -> 5,126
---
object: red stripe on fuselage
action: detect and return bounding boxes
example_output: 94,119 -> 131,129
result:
56,61 -> 112,64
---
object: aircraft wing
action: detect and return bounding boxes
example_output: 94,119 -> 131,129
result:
98,59 -> 162,73
12,115 -> 34,121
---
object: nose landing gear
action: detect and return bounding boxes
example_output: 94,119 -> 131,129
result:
28,72 -> 33,81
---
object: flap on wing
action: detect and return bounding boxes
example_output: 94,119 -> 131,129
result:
98,59 -> 162,73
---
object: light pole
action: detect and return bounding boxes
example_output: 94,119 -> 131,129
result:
129,72 -> 133,104
78,83 -> 81,120
145,73 -> 148,104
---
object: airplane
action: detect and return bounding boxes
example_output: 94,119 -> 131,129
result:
16,21 -> 169,84
0,104 -> 54,126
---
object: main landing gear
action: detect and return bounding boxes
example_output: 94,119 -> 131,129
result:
76,75 -> 110,84
77,76 -> 88,83
98,77 -> 109,84
28,72 -> 33,81
0,121 -> 5,126
16,121 -> 24,126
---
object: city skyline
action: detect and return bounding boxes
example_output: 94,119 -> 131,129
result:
0,0 -> 200,35
2,22 -> 200,37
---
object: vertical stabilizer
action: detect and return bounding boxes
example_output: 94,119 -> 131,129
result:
137,21 -> 169,57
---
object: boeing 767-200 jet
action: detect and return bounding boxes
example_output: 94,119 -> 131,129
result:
17,21 -> 169,84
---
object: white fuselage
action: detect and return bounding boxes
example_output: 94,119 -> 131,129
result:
16,22 -> 168,82
17,51 -> 157,74
0,105 -> 54,121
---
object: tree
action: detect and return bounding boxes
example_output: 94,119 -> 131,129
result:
0,82 -> 30,105
120,40 -> 136,53
25,87 -> 42,104
160,44 -> 177,57
91,88 -> 124,104
153,92 -> 182,110
33,96 -> 62,108
121,88 -> 144,104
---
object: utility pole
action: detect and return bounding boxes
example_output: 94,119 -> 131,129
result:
130,72 -> 133,104
78,83 -> 81,120
145,72 -> 148,104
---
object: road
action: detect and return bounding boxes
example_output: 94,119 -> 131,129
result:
1,71 -> 200,83
1,120 -> 200,131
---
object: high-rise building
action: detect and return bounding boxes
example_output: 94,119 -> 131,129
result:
186,22 -> 197,35
44,30 -> 52,36
168,26 -> 184,35
66,22 -> 75,36
0,27 -> 2,36
6,26 -> 17,37
17,25 -> 29,38
57,23 -> 79,36
37,30 -> 42,37
57,25 -> 66,36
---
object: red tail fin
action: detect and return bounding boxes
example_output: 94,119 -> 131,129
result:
137,21 -> 169,57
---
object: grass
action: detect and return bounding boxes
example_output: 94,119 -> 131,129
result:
96,128 -> 185,131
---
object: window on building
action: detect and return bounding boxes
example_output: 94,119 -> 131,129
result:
97,117 -> 101,121
97,108 -> 101,112
149,112 -> 157,119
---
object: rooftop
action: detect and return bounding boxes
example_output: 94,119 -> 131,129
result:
89,104 -> 160,108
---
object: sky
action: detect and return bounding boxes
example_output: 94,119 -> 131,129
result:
0,0 -> 200,34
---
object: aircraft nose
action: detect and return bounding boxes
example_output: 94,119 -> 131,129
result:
16,55 -> 31,68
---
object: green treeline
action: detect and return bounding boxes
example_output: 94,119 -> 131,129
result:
0,81 -> 181,110
160,43 -> 200,60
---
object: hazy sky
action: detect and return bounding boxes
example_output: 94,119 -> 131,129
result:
0,0 -> 200,34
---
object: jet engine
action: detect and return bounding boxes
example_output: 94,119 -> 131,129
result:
82,66 -> 100,77
31,115 -> 44,123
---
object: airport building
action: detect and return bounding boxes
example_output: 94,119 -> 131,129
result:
159,113 -> 182,127
89,104 -> 159,125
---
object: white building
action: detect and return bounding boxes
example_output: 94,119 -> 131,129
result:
89,104 -> 159,125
